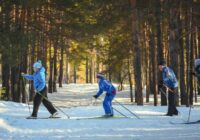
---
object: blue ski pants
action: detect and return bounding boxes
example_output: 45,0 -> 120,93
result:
103,93 -> 116,115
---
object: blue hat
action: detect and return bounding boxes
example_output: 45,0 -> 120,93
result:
33,60 -> 42,69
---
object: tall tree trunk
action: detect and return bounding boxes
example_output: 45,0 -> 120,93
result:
58,46 -> 64,87
130,0 -> 143,105
128,58 -> 133,102
74,64 -> 77,83
169,0 -> 180,106
144,22 -> 150,103
86,57 -> 89,83
53,46 -> 57,92
1,55 -> 11,100
155,0 -> 167,105
149,26 -> 157,106
65,48 -> 69,84
90,58 -> 94,84
189,9 -> 194,105
48,42 -> 53,93
179,6 -> 187,105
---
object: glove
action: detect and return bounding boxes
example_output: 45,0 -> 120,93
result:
21,72 -> 26,76
93,95 -> 98,99
158,84 -> 163,90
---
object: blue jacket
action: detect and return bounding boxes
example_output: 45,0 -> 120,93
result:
195,65 -> 200,77
23,67 -> 46,92
96,78 -> 116,97
162,66 -> 178,88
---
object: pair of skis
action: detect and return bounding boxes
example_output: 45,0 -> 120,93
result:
26,115 -> 134,120
170,120 -> 200,125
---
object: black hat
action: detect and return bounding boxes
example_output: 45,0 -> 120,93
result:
158,60 -> 166,66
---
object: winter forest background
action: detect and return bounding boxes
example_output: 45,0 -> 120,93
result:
0,0 -> 200,106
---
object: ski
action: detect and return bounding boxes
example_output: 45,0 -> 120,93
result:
74,116 -> 133,120
140,114 -> 166,116
26,116 -> 61,119
170,120 -> 200,125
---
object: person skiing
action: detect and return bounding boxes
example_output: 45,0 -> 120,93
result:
191,58 -> 200,86
93,73 -> 116,117
21,60 -> 58,119
158,60 -> 179,116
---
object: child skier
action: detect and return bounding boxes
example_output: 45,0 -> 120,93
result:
93,73 -> 116,117
158,60 -> 179,116
22,60 -> 58,119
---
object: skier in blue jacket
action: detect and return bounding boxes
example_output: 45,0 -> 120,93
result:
158,60 -> 179,116
22,60 -> 57,119
93,73 -> 116,117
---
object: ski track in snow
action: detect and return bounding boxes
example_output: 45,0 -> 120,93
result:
0,84 -> 200,140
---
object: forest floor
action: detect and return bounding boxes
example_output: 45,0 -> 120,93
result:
0,84 -> 200,140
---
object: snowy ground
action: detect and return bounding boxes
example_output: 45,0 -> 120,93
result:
0,84 -> 200,140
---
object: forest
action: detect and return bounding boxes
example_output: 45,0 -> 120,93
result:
0,0 -> 200,106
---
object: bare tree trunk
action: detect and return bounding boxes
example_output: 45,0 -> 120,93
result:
155,0 -> 166,105
74,64 -> 77,83
188,5 -> 193,105
1,56 -> 11,100
144,22 -> 150,103
59,46 -> 64,87
65,48 -> 69,84
179,5 -> 187,105
127,58 -> 133,102
90,58 -> 94,84
48,45 -> 53,93
86,57 -> 89,83
130,0 -> 143,105
149,26 -> 157,106
53,46 -> 57,92
169,0 -> 180,106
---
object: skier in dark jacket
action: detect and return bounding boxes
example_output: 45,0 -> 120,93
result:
158,60 -> 179,116
93,73 -> 116,117
22,60 -> 58,119
191,59 -> 200,85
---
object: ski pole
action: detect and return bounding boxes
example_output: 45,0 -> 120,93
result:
159,88 -> 167,98
37,92 -> 70,119
187,105 -> 192,122
113,99 -> 140,119
22,78 -> 31,115
162,84 -> 175,93
112,107 -> 129,118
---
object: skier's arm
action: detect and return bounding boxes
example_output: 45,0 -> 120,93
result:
23,74 -> 34,80
162,68 -> 169,83
96,88 -> 104,97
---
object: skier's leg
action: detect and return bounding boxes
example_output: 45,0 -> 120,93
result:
167,92 -> 173,115
108,94 -> 116,115
103,96 -> 110,114
172,88 -> 178,115
41,87 -> 57,114
32,93 -> 43,117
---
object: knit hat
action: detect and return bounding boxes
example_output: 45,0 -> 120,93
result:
96,73 -> 105,79
33,60 -> 42,69
195,59 -> 200,68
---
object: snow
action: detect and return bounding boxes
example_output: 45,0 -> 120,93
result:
0,84 -> 200,140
